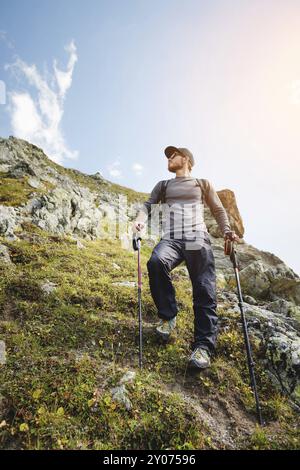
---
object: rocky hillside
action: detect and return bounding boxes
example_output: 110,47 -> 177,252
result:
0,136 -> 299,450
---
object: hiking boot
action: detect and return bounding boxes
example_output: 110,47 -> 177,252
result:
189,347 -> 211,369
155,317 -> 177,340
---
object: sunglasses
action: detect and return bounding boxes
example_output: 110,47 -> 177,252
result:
168,152 -> 183,161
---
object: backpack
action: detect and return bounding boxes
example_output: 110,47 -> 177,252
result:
159,178 -> 207,205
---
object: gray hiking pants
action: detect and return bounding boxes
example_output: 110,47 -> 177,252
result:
147,232 -> 218,354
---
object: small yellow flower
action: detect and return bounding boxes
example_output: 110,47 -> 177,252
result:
19,423 -> 29,432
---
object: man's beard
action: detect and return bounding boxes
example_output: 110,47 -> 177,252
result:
168,163 -> 182,173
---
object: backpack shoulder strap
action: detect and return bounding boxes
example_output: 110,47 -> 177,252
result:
160,179 -> 170,204
195,178 -> 208,205
160,178 -> 207,204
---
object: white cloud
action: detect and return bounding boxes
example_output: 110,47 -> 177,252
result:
110,169 -> 122,177
10,93 -> 42,136
0,80 -> 6,105
0,30 -> 15,49
54,41 -> 78,98
107,160 -> 123,179
5,41 -> 78,163
132,162 -> 143,176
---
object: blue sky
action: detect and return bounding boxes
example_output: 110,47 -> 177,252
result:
1,0 -> 300,275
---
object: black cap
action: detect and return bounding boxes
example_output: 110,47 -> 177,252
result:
164,146 -> 195,167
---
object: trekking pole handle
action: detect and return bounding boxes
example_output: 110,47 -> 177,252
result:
224,238 -> 233,256
132,233 -> 142,251
224,231 -> 239,254
224,239 -> 241,270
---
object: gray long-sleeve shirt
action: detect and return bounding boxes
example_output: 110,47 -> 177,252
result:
139,176 -> 231,240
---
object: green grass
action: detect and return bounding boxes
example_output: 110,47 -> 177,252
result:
0,226 -> 299,449
0,172 -> 55,207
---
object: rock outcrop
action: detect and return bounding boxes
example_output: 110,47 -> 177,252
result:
0,136 -> 299,409
0,136 -> 140,240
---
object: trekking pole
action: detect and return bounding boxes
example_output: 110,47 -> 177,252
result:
224,238 -> 265,426
133,233 -> 143,368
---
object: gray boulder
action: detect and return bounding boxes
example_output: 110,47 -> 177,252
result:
0,205 -> 19,237
239,302 -> 300,404
0,244 -> 12,264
